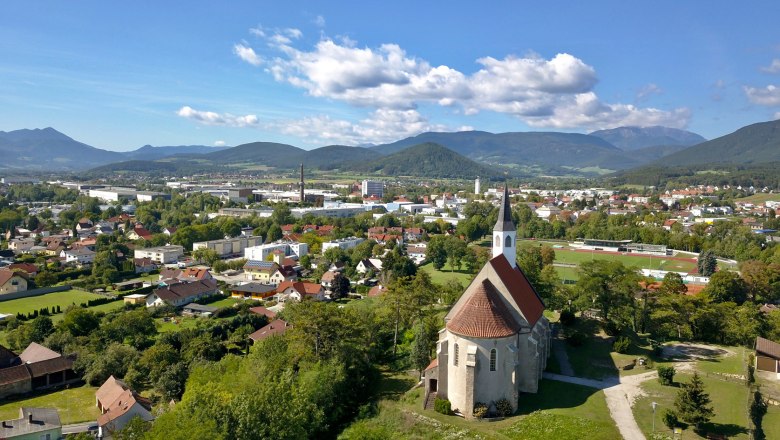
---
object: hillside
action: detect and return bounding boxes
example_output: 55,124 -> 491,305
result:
200,141 -> 379,170
656,119 -> 780,166
589,126 -> 705,150
304,145 -> 381,169
371,131 -> 643,171
346,142 -> 503,178
0,128 -> 124,170
121,145 -> 230,160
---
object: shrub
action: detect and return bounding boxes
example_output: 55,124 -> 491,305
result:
559,310 -> 576,326
495,398 -> 513,417
602,320 -> 621,336
472,402 -> 488,419
434,398 -> 451,415
565,329 -> 587,347
613,336 -> 631,353
658,366 -> 676,386
747,353 -> 755,384
662,409 -> 678,428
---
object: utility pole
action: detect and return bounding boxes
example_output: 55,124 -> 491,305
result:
299,163 -> 305,206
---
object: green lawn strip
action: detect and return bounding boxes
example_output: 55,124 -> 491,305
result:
0,290 -> 107,317
155,316 -> 203,333
207,297 -> 241,309
632,372 -> 750,439
695,346 -> 747,377
0,384 -> 100,424
554,265 -> 579,282
506,379 -> 619,440
761,403 -> 780,440
419,263 -> 474,286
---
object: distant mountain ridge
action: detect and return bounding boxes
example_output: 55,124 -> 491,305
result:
589,126 -> 706,150
122,144 -> 230,160
346,142 -> 501,178
0,127 -> 124,170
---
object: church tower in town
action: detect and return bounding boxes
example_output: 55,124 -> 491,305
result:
492,184 -> 516,267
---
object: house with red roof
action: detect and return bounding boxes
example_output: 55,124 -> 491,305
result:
0,269 -> 28,295
95,376 -> 153,437
424,185 -> 550,419
275,281 -> 324,302
249,319 -> 290,344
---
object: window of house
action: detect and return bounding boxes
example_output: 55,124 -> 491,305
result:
505,236 -> 512,247
490,349 -> 497,371
454,343 -> 459,366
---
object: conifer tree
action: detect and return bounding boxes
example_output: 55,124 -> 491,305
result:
674,372 -> 714,428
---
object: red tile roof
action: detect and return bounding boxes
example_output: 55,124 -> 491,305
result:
488,255 -> 545,327
447,279 -> 521,338
756,336 -> 780,359
0,269 -> 26,287
248,306 -> 277,319
277,281 -> 322,296
249,319 -> 290,342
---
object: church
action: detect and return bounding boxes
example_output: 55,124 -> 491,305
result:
424,185 -> 551,418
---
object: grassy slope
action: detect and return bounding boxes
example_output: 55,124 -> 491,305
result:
0,290 -> 107,316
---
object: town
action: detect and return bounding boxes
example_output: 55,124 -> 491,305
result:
0,170 -> 778,440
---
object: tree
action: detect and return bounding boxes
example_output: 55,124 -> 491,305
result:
331,273 -> 351,300
540,245 -> 556,266
703,270 -> 748,305
659,272 -> 687,296
112,415 -> 150,440
576,260 -> 640,326
193,248 -> 220,266
697,250 -> 717,276
34,271 -> 58,288
60,307 -> 100,337
409,321 -> 434,377
674,372 -> 714,428
266,224 -> 283,242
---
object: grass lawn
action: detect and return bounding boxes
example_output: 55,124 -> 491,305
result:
553,248 -> 697,273
419,263 -> 474,286
734,193 -> 780,204
554,265 -> 579,282
0,384 -> 100,424
207,297 -> 241,309
156,316 -> 203,333
0,290 -> 109,317
762,403 -> 780,440
695,345 -> 747,376
632,372 -> 750,439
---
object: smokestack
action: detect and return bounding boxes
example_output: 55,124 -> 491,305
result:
299,163 -> 305,205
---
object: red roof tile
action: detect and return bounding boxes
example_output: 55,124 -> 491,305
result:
249,319 -> 290,342
756,336 -> 780,359
447,279 -> 521,338
488,255 -> 544,327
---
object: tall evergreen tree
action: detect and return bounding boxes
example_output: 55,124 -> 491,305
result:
674,372 -> 714,428
697,250 -> 717,276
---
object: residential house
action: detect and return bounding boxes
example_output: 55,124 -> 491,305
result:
243,261 -> 280,283
269,265 -> 297,285
75,217 -> 93,232
321,237 -> 364,252
133,245 -> 184,264
145,279 -> 218,308
159,268 -> 213,285
0,270 -> 28,295
193,235 -> 263,258
249,319 -> 290,344
356,258 -> 383,275
182,303 -> 218,317
6,263 -> 38,277
229,283 -> 277,300
162,227 -> 177,236
133,258 -> 158,274
248,306 -> 277,320
8,238 -> 35,253
96,376 -> 153,438
275,281 -> 324,302
755,336 -> 780,379
406,244 -> 427,264
60,248 -> 96,265
0,343 -> 79,399
404,227 -> 424,242
126,225 -> 154,241
0,408 -> 62,440
320,270 -> 338,289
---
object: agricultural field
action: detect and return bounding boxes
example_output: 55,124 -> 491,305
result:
734,192 -> 780,204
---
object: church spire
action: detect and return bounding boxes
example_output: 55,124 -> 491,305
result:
494,182 -> 514,232
492,181 -> 517,267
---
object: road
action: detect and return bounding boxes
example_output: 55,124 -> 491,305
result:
62,421 -> 97,436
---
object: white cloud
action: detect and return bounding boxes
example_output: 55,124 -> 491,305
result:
235,29 -> 688,130
177,106 -> 259,127
761,59 -> 780,74
233,44 -> 262,66
214,140 -> 226,146
744,85 -> 780,106
276,109 -> 470,145
636,83 -> 662,101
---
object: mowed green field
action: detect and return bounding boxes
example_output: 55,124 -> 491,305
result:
553,248 -> 697,273
0,384 -> 100,424
0,290 -> 116,317
419,262 -> 474,286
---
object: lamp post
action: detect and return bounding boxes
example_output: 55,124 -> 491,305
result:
651,401 -> 658,433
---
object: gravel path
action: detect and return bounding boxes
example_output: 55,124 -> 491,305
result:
543,370 -> 656,440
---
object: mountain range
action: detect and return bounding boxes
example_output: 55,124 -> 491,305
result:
3,121 -> 780,179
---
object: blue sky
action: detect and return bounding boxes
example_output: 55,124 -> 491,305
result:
2,1 -> 780,151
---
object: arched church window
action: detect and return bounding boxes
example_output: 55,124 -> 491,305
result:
490,349 -> 497,371
505,236 -> 512,247
494,236 -> 501,247
454,344 -> 459,366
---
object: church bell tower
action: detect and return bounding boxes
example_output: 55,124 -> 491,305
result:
492,183 -> 516,267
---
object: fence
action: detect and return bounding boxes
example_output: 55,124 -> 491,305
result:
0,285 -> 72,302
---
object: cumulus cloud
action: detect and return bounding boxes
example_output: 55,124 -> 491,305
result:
233,44 -> 262,66
744,85 -> 780,106
177,106 -> 259,127
761,59 -> 780,74
276,109 -> 471,145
